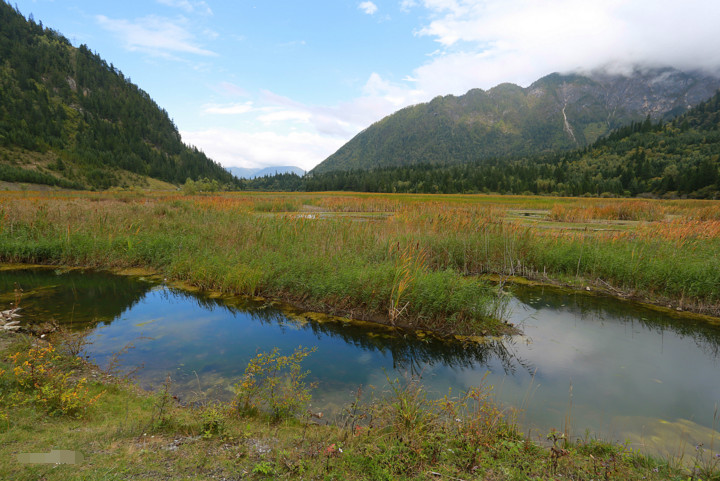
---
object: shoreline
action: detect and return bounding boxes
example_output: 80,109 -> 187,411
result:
4,263 -> 719,340
1,262 -> 718,479
483,272 -> 720,324
0,329 -> 700,480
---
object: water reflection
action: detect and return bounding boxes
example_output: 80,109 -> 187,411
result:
3,268 -> 720,457
0,268 -> 155,327
178,290 -> 527,375
140,287 -> 529,388
505,284 -> 720,454
513,284 -> 720,353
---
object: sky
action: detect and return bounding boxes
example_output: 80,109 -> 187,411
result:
14,0 -> 720,171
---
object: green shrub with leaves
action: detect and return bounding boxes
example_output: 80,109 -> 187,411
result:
198,402 -> 227,439
233,346 -> 317,421
7,342 -> 102,417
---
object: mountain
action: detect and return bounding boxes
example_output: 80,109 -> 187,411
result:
0,2 -> 238,190
253,166 -> 305,178
303,90 -> 720,198
227,167 -> 258,179
228,166 -> 305,179
557,90 -> 720,197
313,68 -> 720,174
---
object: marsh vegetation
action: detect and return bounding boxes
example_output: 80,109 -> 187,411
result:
1,191 -> 719,479
0,191 -> 717,324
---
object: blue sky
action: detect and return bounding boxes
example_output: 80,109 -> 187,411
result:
15,0 -> 720,171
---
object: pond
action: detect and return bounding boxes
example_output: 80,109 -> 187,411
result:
3,267 -> 719,457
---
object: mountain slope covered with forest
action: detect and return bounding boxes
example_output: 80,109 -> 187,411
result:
313,68 -> 720,175
301,90 -> 720,198
0,2 -> 237,190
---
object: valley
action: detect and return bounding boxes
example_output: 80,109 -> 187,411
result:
1,1 -> 719,479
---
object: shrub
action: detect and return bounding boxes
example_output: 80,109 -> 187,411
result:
8,343 -> 103,417
198,403 -> 227,439
232,346 -> 317,421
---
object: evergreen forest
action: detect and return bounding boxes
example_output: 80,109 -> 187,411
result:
0,2 -> 238,190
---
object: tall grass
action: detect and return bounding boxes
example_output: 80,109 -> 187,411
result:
0,193 -> 507,335
549,200 -> 666,222
1,191 -> 718,322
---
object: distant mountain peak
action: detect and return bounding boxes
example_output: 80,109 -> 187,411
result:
227,165 -> 304,179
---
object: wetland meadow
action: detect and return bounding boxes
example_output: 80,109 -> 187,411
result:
1,190 -> 719,480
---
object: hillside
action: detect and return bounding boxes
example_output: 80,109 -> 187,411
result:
0,2 -> 238,190
313,68 -> 720,174
303,90 -> 720,198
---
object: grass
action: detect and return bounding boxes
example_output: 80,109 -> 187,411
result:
0,191 -> 719,327
0,187 -> 718,479
0,330 -> 704,481
0,190 -> 719,328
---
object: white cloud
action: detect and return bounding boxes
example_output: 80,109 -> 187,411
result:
183,0 -> 720,172
408,0 -> 720,96
181,128 -> 346,171
156,0 -> 213,16
264,74 -> 426,136
172,0 -> 720,178
183,71 -> 430,170
278,40 -> 307,48
400,0 -> 418,11
359,1 -> 379,15
361,72 -> 423,107
203,28 -> 219,40
96,14 -> 217,58
257,110 -> 312,124
202,102 -> 254,115
216,82 -> 249,97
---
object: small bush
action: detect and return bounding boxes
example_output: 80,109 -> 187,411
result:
232,346 -> 317,421
146,375 -> 177,432
8,343 -> 102,417
198,403 -> 227,439
52,324 -> 92,359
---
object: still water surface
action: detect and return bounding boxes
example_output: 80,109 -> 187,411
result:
3,268 -> 719,456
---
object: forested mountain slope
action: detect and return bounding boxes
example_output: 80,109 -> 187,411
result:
0,2 -> 237,189
303,91 -> 720,198
313,68 -> 720,175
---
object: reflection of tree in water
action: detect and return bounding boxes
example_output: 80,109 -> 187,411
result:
166,287 -> 531,376
0,269 -> 156,329
511,285 -> 720,359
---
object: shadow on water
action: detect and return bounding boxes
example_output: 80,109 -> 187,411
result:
1,268 -> 529,407
163,287 -> 529,377
0,268 -> 156,328
3,267 -> 720,456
